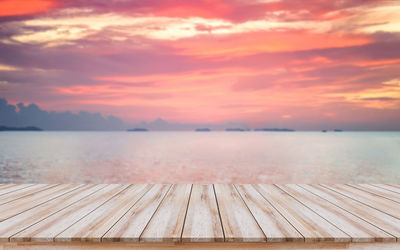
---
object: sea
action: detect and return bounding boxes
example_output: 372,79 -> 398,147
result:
0,131 -> 399,183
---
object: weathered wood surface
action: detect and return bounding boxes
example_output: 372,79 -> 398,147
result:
181,184 -> 223,242
141,184 -> 192,242
255,184 -> 350,243
0,184 -> 399,244
56,184 -> 152,242
214,184 -> 266,242
322,184 -> 400,219
11,184 -> 129,242
373,184 -> 400,194
102,184 -> 171,242
235,184 -> 303,242
300,184 -> 400,240
277,184 -> 394,242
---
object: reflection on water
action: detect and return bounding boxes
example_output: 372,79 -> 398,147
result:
0,131 -> 399,183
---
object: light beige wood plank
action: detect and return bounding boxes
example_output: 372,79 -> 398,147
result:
349,184 -> 400,203
277,184 -> 394,243
322,184 -> 400,219
141,184 -> 192,243
373,184 -> 400,195
0,184 -> 35,196
0,184 -> 11,190
3,241 -> 400,250
0,184 -> 106,242
300,184 -> 400,240
56,184 -> 153,242
254,184 -> 349,243
0,184 -> 81,222
102,184 -> 171,242
11,184 -> 129,242
235,184 -> 303,242
0,184 -> 56,206
214,184 -> 265,242
182,184 -> 223,243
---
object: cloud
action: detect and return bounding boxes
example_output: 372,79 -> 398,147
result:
0,0 -> 400,130
0,98 -> 125,130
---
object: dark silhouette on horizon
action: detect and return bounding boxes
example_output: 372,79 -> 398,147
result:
226,128 -> 246,131
254,128 -> 295,132
127,128 -> 148,132
195,128 -> 211,132
0,98 -> 125,130
0,126 -> 43,131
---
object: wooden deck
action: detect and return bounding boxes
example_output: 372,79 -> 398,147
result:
0,184 -> 399,249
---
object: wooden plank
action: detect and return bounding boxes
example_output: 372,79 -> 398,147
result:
254,184 -> 349,243
0,184 -> 81,222
3,241 -> 400,250
235,184 -> 303,242
182,184 -> 223,243
141,184 -> 192,243
0,184 -> 106,242
0,184 -> 56,206
0,184 -> 35,196
56,184 -> 153,242
0,184 -> 11,190
373,184 -> 400,195
11,184 -> 129,242
277,184 -> 394,243
214,184 -> 265,242
322,184 -> 400,219
349,184 -> 400,203
300,184 -> 400,240
102,184 -> 171,242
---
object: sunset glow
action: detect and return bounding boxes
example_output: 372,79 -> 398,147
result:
1,0 -> 400,129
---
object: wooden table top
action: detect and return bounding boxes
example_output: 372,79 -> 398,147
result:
0,184 -> 399,243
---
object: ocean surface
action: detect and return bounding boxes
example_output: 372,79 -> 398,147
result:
0,131 -> 399,183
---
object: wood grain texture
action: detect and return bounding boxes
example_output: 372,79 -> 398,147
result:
322,184 -> 400,219
182,184 -> 223,243
1,242 -> 400,250
235,184 -> 303,242
0,184 -> 55,206
254,184 -> 350,243
11,185 -> 129,242
56,184 -> 152,242
349,184 -> 400,203
0,184 -> 35,197
0,184 -> 398,245
102,184 -> 171,242
0,184 -> 81,222
277,184 -> 394,242
372,184 -> 400,195
141,184 -> 192,243
214,184 -> 266,242
0,184 -> 105,242
300,184 -> 400,240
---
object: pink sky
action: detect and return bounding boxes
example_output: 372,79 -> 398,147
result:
0,0 -> 400,129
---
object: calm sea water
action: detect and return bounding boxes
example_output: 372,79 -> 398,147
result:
0,131 -> 399,183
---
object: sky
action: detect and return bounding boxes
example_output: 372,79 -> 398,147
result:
0,0 -> 400,130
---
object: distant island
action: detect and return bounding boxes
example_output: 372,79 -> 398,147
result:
334,129 -> 343,132
0,126 -> 43,131
225,128 -> 246,131
127,128 -> 148,132
254,128 -> 295,132
195,128 -> 211,132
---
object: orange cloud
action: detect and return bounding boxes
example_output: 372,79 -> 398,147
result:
171,32 -> 370,57
0,0 -> 55,17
